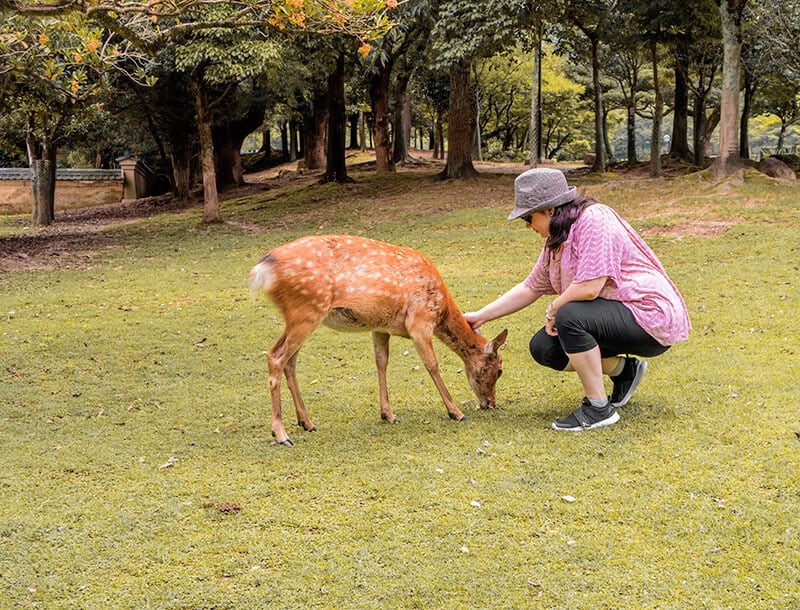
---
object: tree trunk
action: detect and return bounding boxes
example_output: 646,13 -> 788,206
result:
775,121 -> 787,155
348,112 -> 359,149
650,40 -> 663,177
289,119 -> 299,161
323,52 -> 349,184
670,39 -> 691,159
739,69 -> 756,159
214,98 -> 263,191
393,92 -> 412,163
693,91 -> 707,167
214,134 -> 243,192
529,29 -> 542,167
432,115 -> 441,159
403,95 -> 412,154
171,155 -> 191,199
302,98 -> 327,170
602,104 -> 613,162
191,72 -> 221,223
626,103 -> 637,167
359,111 -> 367,152
590,35 -> 605,172
439,62 -> 478,180
712,0 -> 746,179
280,122 -> 289,159
31,157 -> 56,227
370,60 -> 394,173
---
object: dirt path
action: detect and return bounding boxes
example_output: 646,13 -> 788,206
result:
0,158 -> 581,273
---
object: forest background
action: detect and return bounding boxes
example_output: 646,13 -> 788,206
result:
1,0 -> 799,226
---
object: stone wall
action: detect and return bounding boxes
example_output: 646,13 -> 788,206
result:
0,168 -> 123,215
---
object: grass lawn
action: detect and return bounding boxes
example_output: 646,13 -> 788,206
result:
1,162 -> 798,608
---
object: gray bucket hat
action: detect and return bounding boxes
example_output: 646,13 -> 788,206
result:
507,168 -> 577,220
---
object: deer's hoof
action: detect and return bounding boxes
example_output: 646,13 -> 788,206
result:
271,431 -> 294,446
298,422 -> 317,432
381,413 -> 400,424
449,413 -> 468,421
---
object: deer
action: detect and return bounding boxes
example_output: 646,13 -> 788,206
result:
249,234 -> 508,446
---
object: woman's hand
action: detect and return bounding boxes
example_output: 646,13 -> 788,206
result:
463,311 -> 483,331
545,316 -> 558,336
463,282 -> 537,332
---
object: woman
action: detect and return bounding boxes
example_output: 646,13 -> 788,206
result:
464,168 -> 690,431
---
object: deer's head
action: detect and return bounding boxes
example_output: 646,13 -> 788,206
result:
465,329 -> 507,409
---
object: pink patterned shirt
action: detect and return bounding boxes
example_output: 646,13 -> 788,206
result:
524,204 -> 690,346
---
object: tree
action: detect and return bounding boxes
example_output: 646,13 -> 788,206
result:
414,66 -> 449,160
603,18 -> 649,167
683,39 -> 721,166
0,12 -> 151,225
556,0 -> 619,172
430,0 -> 528,179
360,0 -> 434,173
171,8 -> 282,222
753,78 -> 800,155
213,78 -> 270,191
323,47 -> 349,183
532,47 -> 592,160
711,0 -> 748,179
740,0 -> 797,159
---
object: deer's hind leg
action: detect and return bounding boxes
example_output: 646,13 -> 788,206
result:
284,350 -> 317,432
266,315 -> 321,446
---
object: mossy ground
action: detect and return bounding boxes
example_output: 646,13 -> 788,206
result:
1,163 -> 798,608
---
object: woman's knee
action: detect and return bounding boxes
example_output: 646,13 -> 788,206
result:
529,329 -> 569,370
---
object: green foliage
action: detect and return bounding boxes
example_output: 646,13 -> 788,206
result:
430,0 -> 529,69
1,166 -> 799,607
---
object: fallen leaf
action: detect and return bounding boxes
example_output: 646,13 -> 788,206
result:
561,495 -> 577,503
470,500 -> 481,508
159,456 -> 177,469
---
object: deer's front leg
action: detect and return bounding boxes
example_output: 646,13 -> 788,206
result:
411,335 -> 466,422
284,351 -> 316,432
266,338 -> 293,446
372,331 -> 398,423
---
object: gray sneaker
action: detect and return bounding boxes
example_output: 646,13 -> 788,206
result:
610,357 -> 648,407
551,397 -> 620,432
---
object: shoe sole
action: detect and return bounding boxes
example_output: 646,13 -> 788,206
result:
551,410 -> 620,432
612,360 -> 648,408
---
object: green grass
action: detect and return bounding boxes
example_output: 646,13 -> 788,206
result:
1,166 -> 799,608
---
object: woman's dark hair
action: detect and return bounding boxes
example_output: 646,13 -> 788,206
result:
546,194 -> 597,255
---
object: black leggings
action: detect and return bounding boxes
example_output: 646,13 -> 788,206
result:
529,298 -> 669,371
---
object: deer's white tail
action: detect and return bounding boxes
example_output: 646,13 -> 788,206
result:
249,254 -> 275,299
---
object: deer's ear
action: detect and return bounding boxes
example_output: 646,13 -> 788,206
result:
486,329 -> 508,354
